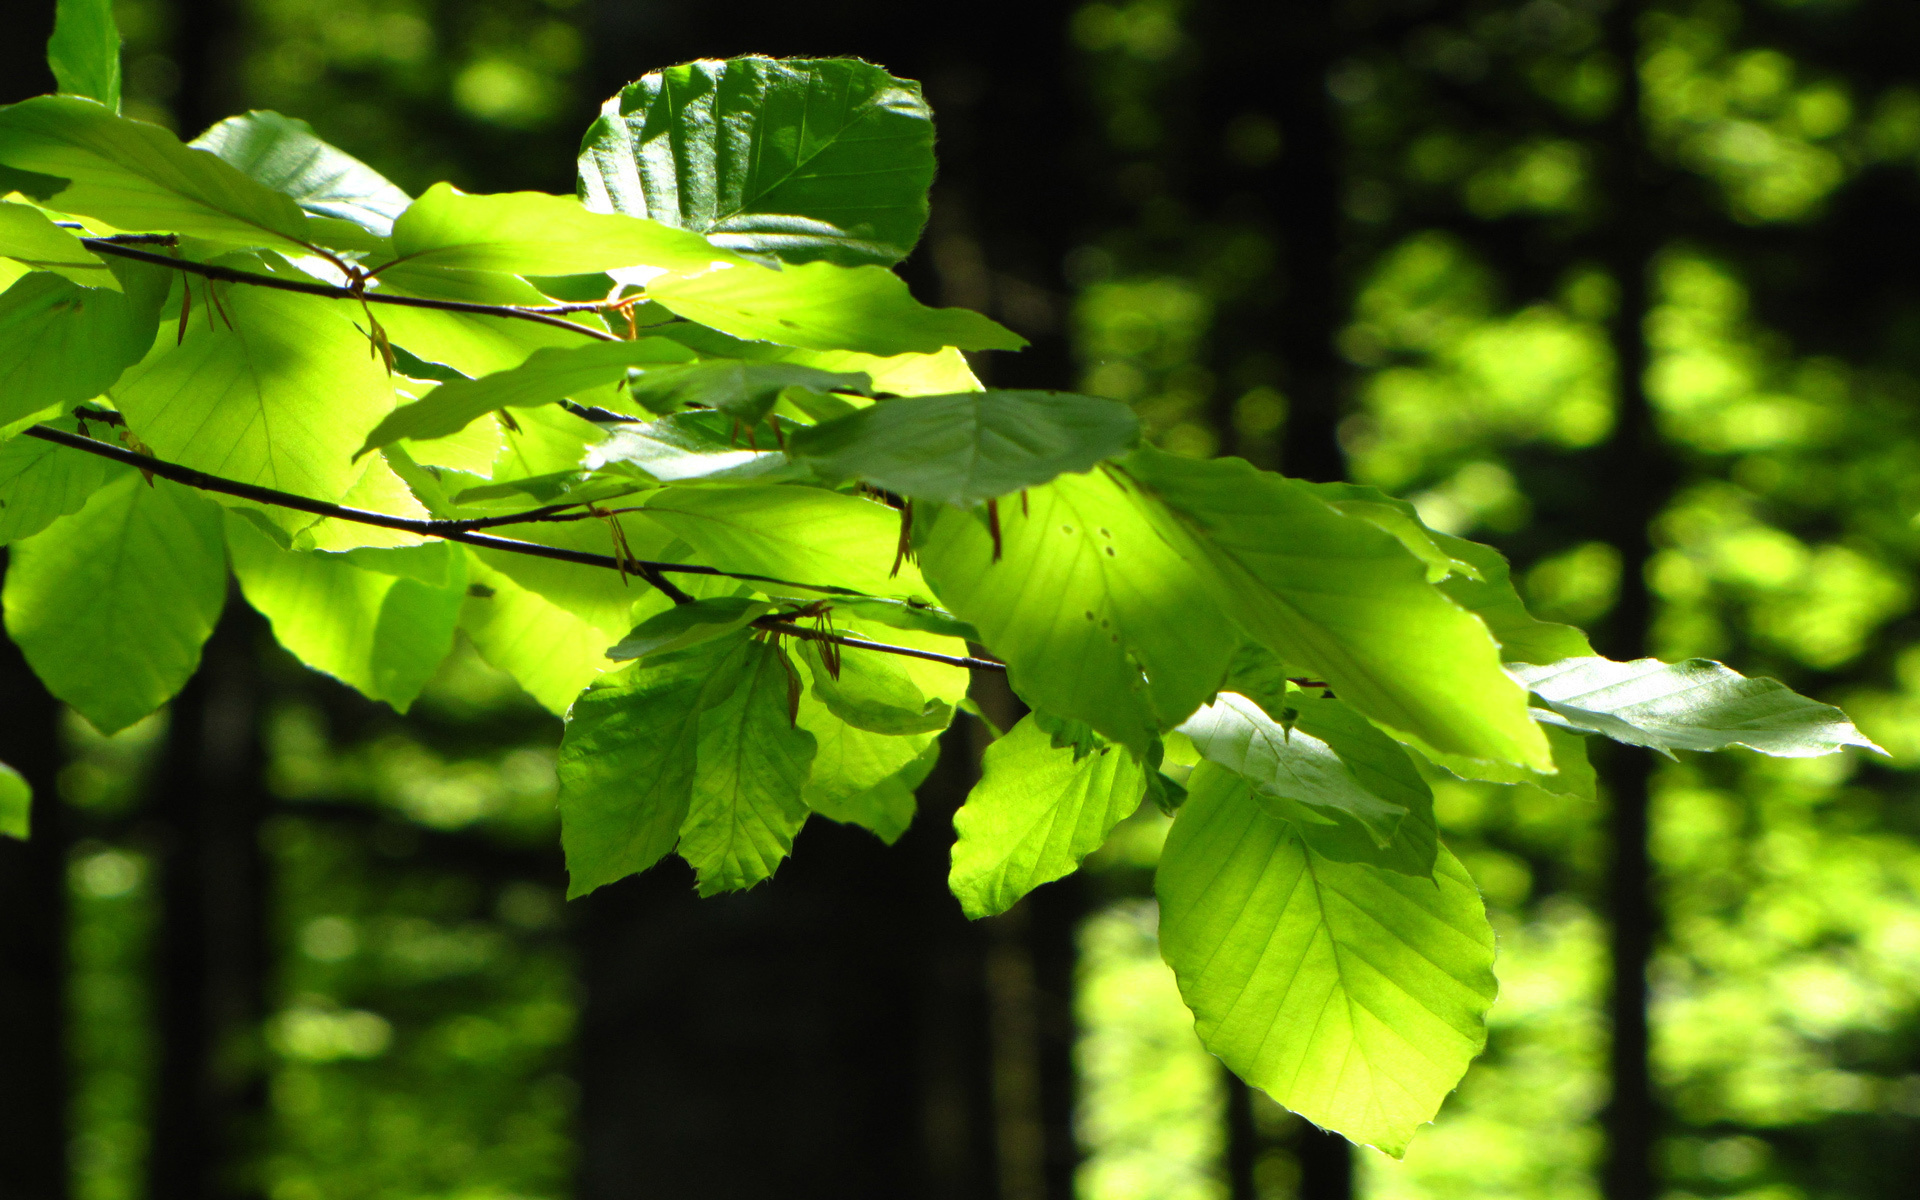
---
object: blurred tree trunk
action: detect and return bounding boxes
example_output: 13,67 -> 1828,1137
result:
0,559 -> 72,1200
1596,2 -> 1668,1197
578,6 -> 1082,1196
146,606 -> 272,1200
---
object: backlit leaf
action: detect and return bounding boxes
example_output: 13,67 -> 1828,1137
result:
647,260 -> 1024,355
0,762 -> 29,839
384,183 -> 730,278
0,200 -> 119,288
192,110 -> 410,236
1125,447 -> 1551,772
557,634 -> 752,897
357,337 -> 693,453
796,692 -> 936,843
48,0 -> 122,113
0,96 -> 318,252
460,556 -> 618,715
0,420 -> 119,544
679,639 -> 816,895
626,360 -> 870,420
917,468 -> 1237,756
226,517 -> 464,711
1512,656 -> 1885,758
0,269 -> 163,423
116,282 -> 397,513
1157,763 -> 1496,1156
3,474 -> 226,734
949,713 -> 1145,918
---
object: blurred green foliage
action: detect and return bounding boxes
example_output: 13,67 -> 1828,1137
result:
51,0 -> 1920,1195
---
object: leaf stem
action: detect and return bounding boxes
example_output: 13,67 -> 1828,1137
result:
25,424 -> 1002,672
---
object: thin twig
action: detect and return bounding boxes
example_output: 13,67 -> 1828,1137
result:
80,240 -> 622,342
25,424 -> 1003,672
752,618 -> 1005,672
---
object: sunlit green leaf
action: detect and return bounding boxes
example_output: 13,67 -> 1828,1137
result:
1125,447 -> 1551,772
468,513 -> 676,638
3,474 -> 226,734
0,96 -> 318,251
789,390 -> 1140,506
116,282 -> 397,515
557,634 -> 752,898
647,260 -> 1024,355
580,56 -> 935,267
1298,481 -> 1593,663
192,110 -> 410,236
1157,762 -> 1496,1156
1512,655 -> 1885,758
918,468 -> 1237,756
0,270 -> 163,423
0,761 -> 29,839
459,555 -> 618,715
0,420 -> 119,544
626,360 -> 870,420
0,201 -> 119,288
373,266 -> 604,377
47,0 -> 121,113
679,639 -> 816,895
640,484 -> 931,601
796,691 -> 936,843
583,410 -> 799,485
607,596 -> 770,661
356,337 -> 693,454
384,183 -> 731,278
949,713 -> 1146,918
1178,692 -> 1413,848
226,517 -> 463,712
796,619 -> 965,735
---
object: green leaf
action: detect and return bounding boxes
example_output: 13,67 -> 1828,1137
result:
788,390 -> 1141,506
607,596 -> 771,661
356,338 -> 693,454
795,692 -> 935,843
639,484 -> 932,601
1124,447 -> 1551,772
1156,762 -> 1497,1156
652,321 -> 984,396
1511,656 -> 1885,758
383,183 -> 730,278
557,634 -> 753,897
679,639 -> 816,895
797,620 -> 965,735
468,513 -> 677,637
583,410 -> 801,485
949,713 -> 1146,919
917,468 -> 1238,756
373,267 -> 603,377
1297,481 -> 1592,663
3,474 -> 226,734
47,0 -> 121,113
626,360 -> 871,420
0,270 -> 163,423
0,761 -> 29,839
0,200 -> 119,288
0,420 -> 119,544
1177,692 -> 1414,849
579,56 -> 935,268
226,517 -> 463,712
459,556 -> 618,715
0,97 -> 318,252
1412,723 -> 1597,800
117,283 -> 398,512
191,111 -> 410,235
825,596 -> 979,641
646,260 -> 1024,356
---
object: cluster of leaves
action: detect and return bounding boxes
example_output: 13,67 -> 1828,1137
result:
0,0 -> 1882,1155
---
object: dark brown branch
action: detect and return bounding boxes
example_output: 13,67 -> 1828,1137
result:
80,240 -> 622,342
25,424 -> 1003,673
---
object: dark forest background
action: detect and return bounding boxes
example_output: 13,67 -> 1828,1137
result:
6,0 -> 1920,1198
